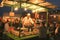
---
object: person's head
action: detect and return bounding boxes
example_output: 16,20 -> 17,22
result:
56,23 -> 60,28
27,13 -> 31,18
15,18 -> 19,23
40,22 -> 46,27
50,23 -> 54,27
40,22 -> 43,27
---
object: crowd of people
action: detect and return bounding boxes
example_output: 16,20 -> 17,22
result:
0,13 -> 60,40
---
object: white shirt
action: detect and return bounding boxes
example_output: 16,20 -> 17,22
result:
22,17 -> 34,26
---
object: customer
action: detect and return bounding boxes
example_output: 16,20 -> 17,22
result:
0,17 -> 5,38
55,23 -> 60,40
4,19 -> 10,32
49,23 -> 55,40
39,22 -> 47,40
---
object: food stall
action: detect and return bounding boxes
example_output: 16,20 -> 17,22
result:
1,0 -> 56,40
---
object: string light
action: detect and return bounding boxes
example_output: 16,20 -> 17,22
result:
32,10 -> 36,13
14,7 -> 18,11
24,8 -> 27,11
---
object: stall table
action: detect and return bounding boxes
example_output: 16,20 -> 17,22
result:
6,33 -> 38,40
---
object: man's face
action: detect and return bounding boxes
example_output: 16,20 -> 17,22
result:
27,15 -> 30,18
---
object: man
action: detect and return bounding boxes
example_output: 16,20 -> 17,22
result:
39,22 -> 47,40
22,13 -> 34,32
55,24 -> 60,40
0,17 -> 5,39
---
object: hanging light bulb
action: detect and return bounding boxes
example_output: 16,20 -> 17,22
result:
24,8 -> 27,11
32,10 -> 36,13
14,7 -> 18,11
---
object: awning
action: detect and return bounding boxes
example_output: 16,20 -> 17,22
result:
0,0 -> 57,12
